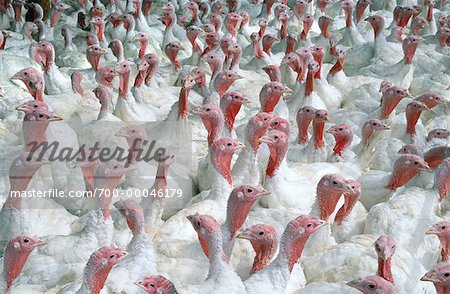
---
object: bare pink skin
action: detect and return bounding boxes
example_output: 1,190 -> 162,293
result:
121,14 -> 134,33
228,42 -> 242,70
50,2 -> 67,27
424,146 -> 450,169
319,15 -> 333,38
95,66 -> 117,88
220,91 -> 249,133
11,68 -> 45,101
402,35 -> 423,65
165,41 -> 183,71
436,27 -> 450,48
135,275 -> 177,293
143,53 -> 159,86
278,215 -> 325,272
278,12 -> 288,41
135,32 -> 149,59
115,125 -> 146,165
7,150 -> 49,208
250,32 -> 264,59
435,158 -> 450,202
260,130 -> 289,178
76,150 -> 99,192
193,104 -> 224,147
142,0 -> 153,16
329,35 -> 337,56
213,70 -> 243,99
305,61 -> 319,97
316,174 -> 353,221
327,124 -> 353,156
0,30 -> 7,50
334,179 -> 361,225
71,71 -> 84,96
87,45 -> 107,71
341,0 -> 355,27
296,106 -> 316,145
32,41 -> 55,74
398,6 -> 416,28
294,0 -> 308,19
398,144 -> 419,155
177,75 -> 195,120
133,59 -> 150,89
225,13 -> 241,37
187,1 -> 199,23
158,11 -> 174,28
262,65 -> 281,82
281,53 -> 302,81
268,116 -> 290,136
201,32 -> 220,57
77,246 -> 127,294
361,119 -> 389,145
17,105 -> 63,152
329,48 -> 345,75
385,154 -> 430,191
427,129 -> 449,142
356,0 -> 371,23
187,26 -> 201,55
12,0 -> 24,23
220,37 -> 233,63
116,60 -> 132,98
114,199 -> 145,235
285,35 -> 297,55
311,45 -> 324,79
296,47 -> 312,82
374,236 -> 396,283
380,85 -> 410,119
258,19 -> 268,39
89,6 -> 103,18
312,109 -> 328,149
238,12 -> 249,31
405,101 -> 428,136
348,275 -> 396,293
262,34 -> 278,56
366,15 -> 385,39
85,34 -> 99,46
411,16 -> 427,35
222,185 -> 270,256
301,14 -> 313,41
208,13 -> 222,32
427,220 -> 450,262
259,82 -> 290,113
187,213 -> 229,263
246,112 -> 274,154
205,52 -> 223,79
77,12 -> 89,29
2,236 -> 46,291
421,262 -> 450,294
237,224 -> 278,274
317,0 -> 330,12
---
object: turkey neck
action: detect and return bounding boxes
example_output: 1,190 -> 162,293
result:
285,37 -> 295,54
223,102 -> 242,133
403,40 -> 419,65
203,116 -> 223,147
305,69 -> 315,97
7,165 -> 41,209
138,41 -> 148,59
333,134 -> 352,156
434,285 -> 450,294
133,69 -> 147,88
94,22 -> 105,42
334,193 -> 359,225
177,86 -> 191,120
356,1 -> 369,23
98,94 -> 114,117
329,56 -> 344,75
380,94 -> 404,119
207,230 -> 229,271
319,20 -> 331,38
313,120 -> 325,149
266,141 -> 288,178
118,70 -> 131,98
297,116 -> 313,145
313,54 -> 323,79
23,120 -> 49,150
210,146 -> 233,186
79,257 -> 114,294
405,108 -> 422,136
277,227 -> 310,273
145,61 -> 159,86
438,237 -> 450,262
300,21 -> 312,41
253,39 -> 264,59
385,165 -> 419,191
344,7 -> 353,27
250,239 -> 277,273
316,185 -> 344,221
2,247 -> 33,291
377,257 -> 394,283
225,197 -> 256,241
81,165 -> 96,192
280,20 -> 288,40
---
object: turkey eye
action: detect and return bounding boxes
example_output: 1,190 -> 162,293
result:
332,181 -> 338,185
131,130 -> 135,133
23,238 -> 29,243
414,161 -> 418,164
372,122 -> 377,126
306,109 -> 310,112
110,70 -> 113,73
196,221 -> 201,227
24,72 -> 28,75
228,74 -> 232,77
247,188 -> 253,193
368,284 -> 375,289
206,108 -> 211,111
227,142 -> 232,146
39,114 -> 44,118
123,64 -> 126,67
445,273 -> 450,278
263,118 -> 268,121
234,96 -> 238,99
442,226 -> 446,230
34,105 -> 38,108
274,122 -> 279,125
396,90 -> 400,94
109,254 -> 115,258
274,136 -> 279,139
149,283 -> 155,287
114,165 -> 118,169
258,231 -> 264,235
338,128 -> 343,131
306,223 -> 312,227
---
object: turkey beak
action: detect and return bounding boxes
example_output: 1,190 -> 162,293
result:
420,163 -> 431,172
325,128 -> 334,134
11,72 -> 22,81
318,219 -> 327,228
283,86 -> 292,94
364,16 -> 370,21
33,239 -> 47,247
236,230 -> 253,240
134,280 -> 146,290
191,107 -> 203,115
15,104 -> 28,112
235,142 -> 246,149
49,114 -> 64,121
235,75 -> 244,80
115,129 -> 128,138
421,272 -> 439,283
242,96 -> 251,105
257,189 -> 271,196
425,227 -> 439,235
380,124 -> 390,130
259,135 -> 272,144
